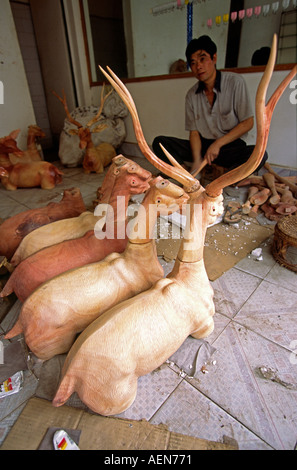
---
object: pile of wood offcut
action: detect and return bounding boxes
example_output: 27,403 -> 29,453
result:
237,162 -> 297,222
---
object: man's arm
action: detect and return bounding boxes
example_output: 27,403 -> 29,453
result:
204,116 -> 254,165
189,130 -> 203,174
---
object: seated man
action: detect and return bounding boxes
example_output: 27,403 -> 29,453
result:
152,35 -> 268,175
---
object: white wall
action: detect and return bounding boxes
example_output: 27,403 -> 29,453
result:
0,0 -> 36,149
238,0 -> 283,67
128,0 -> 230,76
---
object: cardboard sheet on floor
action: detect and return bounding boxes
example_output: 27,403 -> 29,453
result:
1,397 -> 237,450
157,219 -> 274,281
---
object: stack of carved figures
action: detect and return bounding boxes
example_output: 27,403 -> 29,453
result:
0,36 -> 296,416
237,162 -> 297,221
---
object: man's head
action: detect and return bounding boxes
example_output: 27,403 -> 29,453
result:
186,35 -> 217,64
186,36 -> 217,83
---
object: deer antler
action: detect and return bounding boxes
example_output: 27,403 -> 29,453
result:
52,90 -> 83,129
205,35 -> 297,197
99,66 -> 199,192
86,83 -> 113,128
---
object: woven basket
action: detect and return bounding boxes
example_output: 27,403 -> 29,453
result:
272,214 -> 297,272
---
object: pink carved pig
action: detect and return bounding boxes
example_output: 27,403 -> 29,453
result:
0,187 -> 86,260
1,156 -> 152,301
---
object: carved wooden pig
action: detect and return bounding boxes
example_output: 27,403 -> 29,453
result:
0,130 -> 24,169
5,177 -> 188,360
1,156 -> 152,301
0,167 -> 8,177
11,152 -> 150,266
52,42 -> 296,415
11,210 -> 106,266
0,187 -> 86,260
9,125 -> 45,163
1,161 -> 63,190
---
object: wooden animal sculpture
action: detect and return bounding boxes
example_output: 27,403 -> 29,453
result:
10,154 -> 150,266
25,125 -> 45,161
11,210 -> 107,266
54,86 -> 116,174
9,125 -> 45,163
0,167 -> 8,178
1,161 -> 63,190
264,162 -> 297,198
0,187 -> 86,260
52,37 -> 296,415
5,177 -> 188,360
263,172 -> 280,205
1,156 -> 152,302
0,130 -> 24,169
0,129 -> 62,190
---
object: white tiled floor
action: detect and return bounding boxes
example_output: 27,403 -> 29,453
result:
0,158 -> 296,450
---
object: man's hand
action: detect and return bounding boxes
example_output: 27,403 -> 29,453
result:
204,140 -> 221,165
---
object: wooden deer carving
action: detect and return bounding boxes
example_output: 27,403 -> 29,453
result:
5,176 -> 188,360
51,36 -> 297,415
54,86 -> 116,174
2,156 -> 152,303
0,187 -> 86,260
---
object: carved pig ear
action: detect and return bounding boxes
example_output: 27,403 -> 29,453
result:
10,129 -> 21,140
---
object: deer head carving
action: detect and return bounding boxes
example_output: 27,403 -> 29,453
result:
53,85 -> 111,149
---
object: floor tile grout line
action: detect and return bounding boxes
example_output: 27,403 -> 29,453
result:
181,339 -> 283,450
228,324 -> 286,449
260,275 -> 297,293
149,362 -> 276,449
163,373 -> 276,450
230,315 -> 297,353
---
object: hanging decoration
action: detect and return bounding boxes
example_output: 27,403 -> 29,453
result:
151,0 -> 296,16
254,6 -> 262,17
223,14 -> 229,24
215,15 -> 221,26
246,8 -> 253,18
238,9 -> 246,20
187,1 -> 193,44
263,4 -> 271,15
231,11 -> 237,22
150,0 -> 297,35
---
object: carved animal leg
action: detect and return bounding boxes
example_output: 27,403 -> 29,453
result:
54,372 -> 138,416
1,179 -> 17,190
96,164 -> 104,174
191,316 -> 214,339
40,176 -> 56,189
